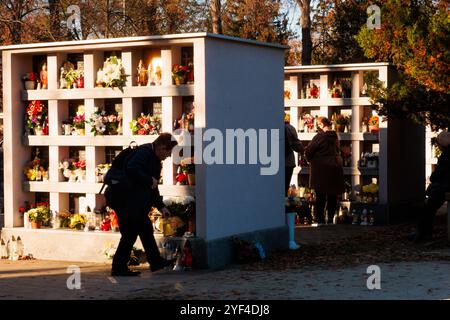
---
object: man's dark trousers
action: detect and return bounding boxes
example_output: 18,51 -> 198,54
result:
418,189 -> 446,237
285,166 -> 294,196
112,210 -> 161,271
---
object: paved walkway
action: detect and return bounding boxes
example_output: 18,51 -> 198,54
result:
0,259 -> 449,300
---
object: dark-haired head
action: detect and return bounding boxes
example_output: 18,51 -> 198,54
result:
154,133 -> 178,161
317,116 -> 332,129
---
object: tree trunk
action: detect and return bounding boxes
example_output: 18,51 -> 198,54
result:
298,0 -> 312,65
211,0 -> 222,34
144,0 -> 159,35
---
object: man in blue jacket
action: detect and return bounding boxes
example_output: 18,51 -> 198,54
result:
112,133 -> 177,276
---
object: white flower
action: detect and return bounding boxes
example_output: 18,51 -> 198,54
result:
181,196 -> 195,205
163,198 -> 175,206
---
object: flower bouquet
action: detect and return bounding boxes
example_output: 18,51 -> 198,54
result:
130,113 -> 161,135
329,80 -> 343,98
160,197 -> 196,236
24,158 -> 48,181
87,108 -> 122,135
65,69 -> 84,89
302,113 -> 315,133
25,100 -> 48,135
72,114 -> 86,135
310,83 -> 319,99
172,64 -> 189,85
179,157 -> 195,185
361,182 -> 379,203
368,116 -> 379,133
180,157 -> 195,174
333,114 -> 350,132
96,56 -> 127,89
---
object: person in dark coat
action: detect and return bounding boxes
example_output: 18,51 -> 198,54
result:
285,113 -> 304,196
111,133 -> 178,276
305,117 -> 344,225
410,131 -> 450,242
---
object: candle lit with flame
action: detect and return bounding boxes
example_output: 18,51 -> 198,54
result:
152,58 -> 162,85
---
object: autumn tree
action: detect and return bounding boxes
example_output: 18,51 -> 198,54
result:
0,0 -> 44,44
222,0 -> 292,44
357,0 -> 450,129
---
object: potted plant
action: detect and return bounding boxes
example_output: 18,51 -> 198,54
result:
172,64 -> 189,85
368,115 -> 379,133
22,72 -> 37,90
69,213 -> 87,230
27,203 -> 50,229
57,211 -> 71,228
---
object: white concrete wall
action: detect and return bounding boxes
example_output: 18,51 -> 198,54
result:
201,38 -> 285,241
3,52 -> 35,227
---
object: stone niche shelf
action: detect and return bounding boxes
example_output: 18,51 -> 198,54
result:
24,134 -> 193,147
296,167 -> 379,176
285,97 -> 371,107
298,132 -> 379,141
24,181 -> 195,197
22,85 -> 195,100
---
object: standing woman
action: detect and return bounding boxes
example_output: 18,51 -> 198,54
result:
305,117 -> 344,225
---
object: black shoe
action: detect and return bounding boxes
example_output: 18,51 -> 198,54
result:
150,259 -> 173,272
111,268 -> 141,277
